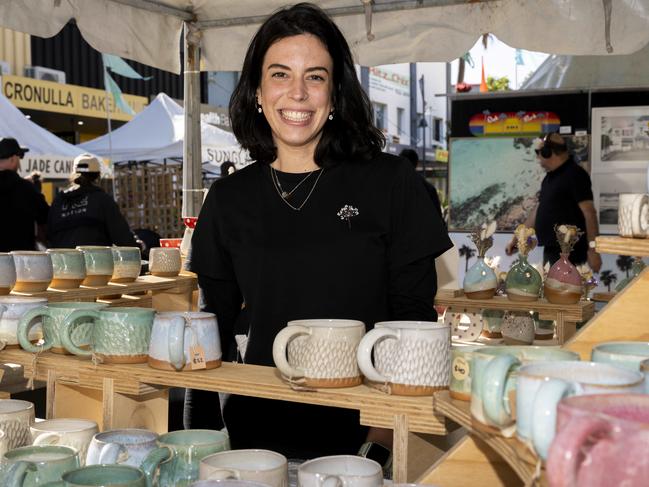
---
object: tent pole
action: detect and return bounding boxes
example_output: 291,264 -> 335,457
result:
182,22 -> 203,219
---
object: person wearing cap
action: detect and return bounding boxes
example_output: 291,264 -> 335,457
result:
47,153 -> 137,248
0,137 -> 49,252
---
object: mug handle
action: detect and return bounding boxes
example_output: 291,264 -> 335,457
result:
141,446 -> 173,487
272,325 -> 311,379
33,432 -> 62,446
631,195 -> 647,236
97,442 -> 128,465
531,378 -> 582,460
17,306 -> 52,353
206,468 -> 241,480
316,474 -> 343,487
545,415 -> 610,487
167,315 -> 187,371
5,461 -> 36,487
356,327 -> 399,383
482,354 -> 519,427
60,309 -> 102,356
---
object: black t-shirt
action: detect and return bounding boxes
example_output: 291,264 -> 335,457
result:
0,170 -> 49,252
190,152 -> 451,457
535,157 -> 593,261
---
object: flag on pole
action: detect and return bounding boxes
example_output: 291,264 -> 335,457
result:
480,57 -> 488,93
515,49 -> 525,66
101,54 -> 151,115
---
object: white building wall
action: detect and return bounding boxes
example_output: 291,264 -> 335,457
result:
417,62 -> 448,149
367,63 -> 411,144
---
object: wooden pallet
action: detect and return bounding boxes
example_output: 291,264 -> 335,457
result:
435,294 -> 594,344
595,235 -> 649,257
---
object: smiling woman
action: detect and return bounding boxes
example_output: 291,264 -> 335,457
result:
188,2 -> 452,461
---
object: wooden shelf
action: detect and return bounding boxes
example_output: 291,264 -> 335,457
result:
595,235 -> 649,257
435,294 -> 594,344
432,391 -> 541,485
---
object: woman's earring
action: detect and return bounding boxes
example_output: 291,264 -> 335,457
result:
258,106 -> 263,114
328,112 -> 334,121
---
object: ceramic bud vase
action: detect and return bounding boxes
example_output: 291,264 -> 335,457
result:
463,257 -> 497,299
544,253 -> 582,304
505,256 -> 542,302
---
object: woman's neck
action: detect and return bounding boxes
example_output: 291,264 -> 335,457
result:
272,145 -> 319,173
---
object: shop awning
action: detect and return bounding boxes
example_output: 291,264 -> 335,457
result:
1,1 -> 648,74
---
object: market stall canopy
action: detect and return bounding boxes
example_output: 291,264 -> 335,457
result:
78,93 -> 248,166
1,1 -> 648,74
0,91 -> 107,179
521,42 -> 649,90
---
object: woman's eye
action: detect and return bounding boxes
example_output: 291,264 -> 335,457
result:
308,74 -> 325,81
271,72 -> 287,78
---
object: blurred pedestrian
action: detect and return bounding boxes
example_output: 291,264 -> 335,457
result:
220,161 -> 237,177
0,137 -> 49,251
47,154 -> 137,248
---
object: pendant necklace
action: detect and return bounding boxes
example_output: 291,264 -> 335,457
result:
272,167 -> 314,200
271,166 -> 324,211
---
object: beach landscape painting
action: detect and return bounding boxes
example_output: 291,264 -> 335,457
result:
449,136 -> 589,232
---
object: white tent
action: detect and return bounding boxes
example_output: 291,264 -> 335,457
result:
78,93 -> 248,169
521,43 -> 649,90
0,91 -> 105,179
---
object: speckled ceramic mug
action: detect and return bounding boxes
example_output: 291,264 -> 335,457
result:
86,429 -> 159,468
47,249 -> 86,290
10,251 -> 53,292
60,307 -> 155,363
357,321 -> 450,395
149,248 -> 181,277
0,253 -> 16,295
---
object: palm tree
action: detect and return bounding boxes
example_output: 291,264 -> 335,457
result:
616,255 -> 634,278
600,270 -> 618,292
459,244 -> 476,272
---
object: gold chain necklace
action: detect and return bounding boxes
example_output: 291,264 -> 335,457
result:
270,166 -> 324,211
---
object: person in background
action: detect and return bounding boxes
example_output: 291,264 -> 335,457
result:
399,148 -> 443,218
47,153 -> 137,248
220,161 -> 237,177
189,2 -> 451,469
0,137 -> 49,251
506,133 -> 601,271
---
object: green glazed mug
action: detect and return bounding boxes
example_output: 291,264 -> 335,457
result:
46,249 -> 86,290
1,445 -> 80,487
591,341 -> 649,370
150,430 -> 230,487
60,307 -> 155,364
17,302 -> 107,355
41,464 -> 150,486
76,246 -> 114,287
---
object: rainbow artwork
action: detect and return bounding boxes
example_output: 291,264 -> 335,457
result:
469,111 -> 560,136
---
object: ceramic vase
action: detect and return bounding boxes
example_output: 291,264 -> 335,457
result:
505,256 -> 542,302
463,257 -> 497,299
500,311 -> 535,345
544,253 -> 582,304
480,310 -> 504,339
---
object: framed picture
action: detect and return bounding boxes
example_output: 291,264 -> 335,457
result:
592,106 -> 649,173
448,135 -> 590,232
592,170 -> 648,234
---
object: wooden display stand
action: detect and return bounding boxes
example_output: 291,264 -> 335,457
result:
435,293 -> 594,344
420,241 -> 649,486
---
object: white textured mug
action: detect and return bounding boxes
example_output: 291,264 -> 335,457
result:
0,399 -> 35,450
199,449 -> 288,487
86,428 -> 159,468
618,193 -> 649,238
357,321 -> 450,395
272,319 -> 365,388
297,455 -> 383,487
31,418 -> 98,465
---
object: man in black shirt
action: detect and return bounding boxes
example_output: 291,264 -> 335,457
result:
0,138 -> 49,251
506,133 -> 601,271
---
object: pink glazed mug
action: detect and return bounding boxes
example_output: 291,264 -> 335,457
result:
546,394 -> 649,487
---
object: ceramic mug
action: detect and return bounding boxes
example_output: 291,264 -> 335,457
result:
470,346 -> 580,430
46,249 -> 86,290
357,321 -> 450,395
546,394 -> 649,487
0,399 -> 35,450
151,429 -> 230,487
618,193 -> 649,238
642,358 -> 649,393
517,361 -> 645,459
17,302 -> 107,355
0,253 -> 17,295
272,319 -> 365,388
298,455 -> 383,487
76,246 -> 114,287
149,248 -> 182,277
191,482 -> 270,487
111,247 -> 142,283
149,312 -> 222,371
43,464 -> 149,487
449,343 -> 482,401
86,429 -> 159,468
480,309 -> 503,339
1,445 -> 80,487
199,449 -> 288,487
0,296 -> 47,348
31,419 -> 98,466
0,430 -> 8,458
60,307 -> 155,363
10,251 -> 53,292
591,341 -> 649,370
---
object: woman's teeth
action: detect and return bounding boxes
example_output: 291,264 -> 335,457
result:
281,110 -> 311,122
